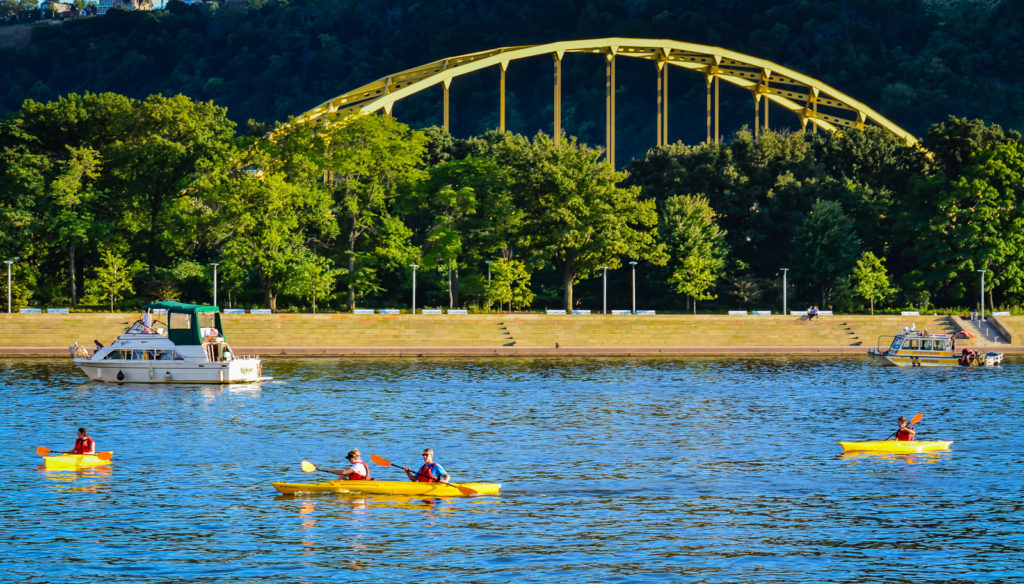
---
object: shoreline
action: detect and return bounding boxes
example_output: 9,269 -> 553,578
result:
4,345 -> 1022,358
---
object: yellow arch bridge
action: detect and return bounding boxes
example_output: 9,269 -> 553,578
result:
294,38 -> 917,167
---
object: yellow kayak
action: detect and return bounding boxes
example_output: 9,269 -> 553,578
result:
838,440 -> 952,453
42,452 -> 114,470
272,480 -> 500,497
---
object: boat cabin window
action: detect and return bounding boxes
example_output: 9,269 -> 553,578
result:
103,349 -> 183,360
904,339 -> 919,350
168,312 -> 192,330
921,339 -> 934,351
890,337 -> 902,351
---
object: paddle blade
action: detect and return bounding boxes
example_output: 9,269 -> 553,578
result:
453,483 -> 477,496
910,412 -> 924,425
300,460 -> 317,473
36,446 -> 52,456
95,451 -> 113,461
370,454 -> 393,467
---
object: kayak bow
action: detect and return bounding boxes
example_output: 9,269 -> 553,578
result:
272,479 -> 500,497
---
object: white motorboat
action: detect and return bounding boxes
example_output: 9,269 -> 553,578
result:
70,301 -> 265,383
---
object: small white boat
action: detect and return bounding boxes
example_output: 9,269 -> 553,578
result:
70,301 -> 265,383
868,326 -> 1003,367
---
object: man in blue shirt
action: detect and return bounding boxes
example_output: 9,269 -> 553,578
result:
404,448 -> 451,483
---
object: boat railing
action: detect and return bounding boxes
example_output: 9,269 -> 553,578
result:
875,335 -> 897,354
124,319 -> 168,335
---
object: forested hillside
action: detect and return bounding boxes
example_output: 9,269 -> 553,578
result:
2,0 -> 1023,152
3,0 -> 1024,315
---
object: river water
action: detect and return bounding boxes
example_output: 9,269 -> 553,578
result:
3,356 -> 1022,583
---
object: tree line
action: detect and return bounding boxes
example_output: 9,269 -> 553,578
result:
2,91 -> 1022,314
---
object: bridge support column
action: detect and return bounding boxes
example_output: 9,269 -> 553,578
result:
443,79 -> 451,132
499,62 -> 507,132
657,62 -> 668,146
553,52 -> 562,145
606,53 -> 616,167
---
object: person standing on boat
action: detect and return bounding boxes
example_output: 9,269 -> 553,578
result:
323,449 -> 371,480
895,416 -> 916,441
142,308 -> 153,333
404,448 -> 450,483
65,427 -> 96,454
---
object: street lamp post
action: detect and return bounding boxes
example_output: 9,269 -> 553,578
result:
629,261 -> 638,314
600,265 -> 608,314
210,263 -> 220,307
781,268 -> 789,316
485,260 -> 494,285
978,269 -> 987,321
4,259 -> 13,314
410,264 -> 419,314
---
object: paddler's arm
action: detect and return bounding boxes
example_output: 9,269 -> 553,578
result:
403,466 -> 417,482
321,468 -> 351,478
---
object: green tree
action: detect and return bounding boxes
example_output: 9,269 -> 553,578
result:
660,194 -> 728,314
88,248 -> 136,312
487,257 -> 533,312
206,144 -> 336,311
309,114 -> 427,311
790,199 -> 862,306
286,252 -> 341,313
46,146 -> 101,308
852,251 -> 896,314
506,133 -> 666,311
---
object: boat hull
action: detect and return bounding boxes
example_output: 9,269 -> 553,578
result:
73,357 -> 263,383
838,440 -> 953,453
43,452 -> 114,470
272,480 -> 501,497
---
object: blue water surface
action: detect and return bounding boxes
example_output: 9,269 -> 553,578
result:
2,356 -> 1022,583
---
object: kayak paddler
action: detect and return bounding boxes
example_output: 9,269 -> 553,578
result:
895,416 -> 917,441
321,449 -> 371,480
403,448 -> 450,484
65,427 -> 96,454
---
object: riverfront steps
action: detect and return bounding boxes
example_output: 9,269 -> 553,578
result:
0,312 -> 1017,357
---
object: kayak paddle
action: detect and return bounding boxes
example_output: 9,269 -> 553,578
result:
370,454 -> 477,495
885,412 -> 924,439
300,460 -> 339,474
36,446 -> 112,460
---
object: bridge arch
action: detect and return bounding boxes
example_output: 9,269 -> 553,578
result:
292,38 -> 918,166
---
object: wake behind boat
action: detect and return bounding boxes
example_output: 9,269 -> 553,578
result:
70,301 -> 265,383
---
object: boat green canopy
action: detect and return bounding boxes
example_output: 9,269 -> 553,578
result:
143,301 -> 220,313
143,301 -> 222,345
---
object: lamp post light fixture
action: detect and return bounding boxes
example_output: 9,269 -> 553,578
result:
780,268 -> 789,316
629,261 -> 638,315
4,258 -> 13,314
210,263 -> 220,307
600,265 -> 609,314
410,264 -> 419,314
978,269 -> 987,321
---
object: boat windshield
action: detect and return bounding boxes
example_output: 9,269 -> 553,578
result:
890,337 -> 902,351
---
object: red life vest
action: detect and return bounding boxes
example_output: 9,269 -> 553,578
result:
74,437 -> 96,454
416,462 -> 440,483
348,461 -> 370,480
896,428 -> 914,441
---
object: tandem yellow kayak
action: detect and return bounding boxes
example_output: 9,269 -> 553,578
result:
838,440 -> 953,453
42,452 -> 114,470
272,480 -> 500,497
